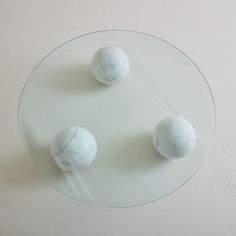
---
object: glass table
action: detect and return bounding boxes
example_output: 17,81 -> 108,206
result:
18,30 -> 216,207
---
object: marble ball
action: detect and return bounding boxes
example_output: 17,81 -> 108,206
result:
51,126 -> 97,172
91,46 -> 129,85
152,116 -> 196,159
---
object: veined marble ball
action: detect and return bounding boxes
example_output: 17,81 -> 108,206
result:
51,127 -> 97,172
91,46 -> 129,85
152,116 -> 196,159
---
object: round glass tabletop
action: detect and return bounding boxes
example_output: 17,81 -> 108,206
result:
18,30 -> 216,207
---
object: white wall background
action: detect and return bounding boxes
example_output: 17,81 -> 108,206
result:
0,0 -> 236,235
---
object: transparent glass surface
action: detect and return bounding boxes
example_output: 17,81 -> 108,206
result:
18,30 -> 216,207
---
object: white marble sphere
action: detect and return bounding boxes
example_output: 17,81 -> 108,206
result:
51,127 -> 97,171
152,116 -> 196,159
91,46 -> 129,85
